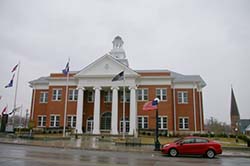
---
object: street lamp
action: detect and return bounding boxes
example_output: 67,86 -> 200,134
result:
235,127 -> 238,143
154,98 -> 161,151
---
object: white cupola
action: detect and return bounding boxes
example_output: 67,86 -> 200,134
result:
110,36 -> 129,66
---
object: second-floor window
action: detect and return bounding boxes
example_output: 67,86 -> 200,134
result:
156,88 -> 167,101
40,92 -> 48,103
69,89 -> 78,101
120,90 -> 130,103
178,91 -> 188,104
104,90 -> 112,103
88,91 -> 94,102
137,88 -> 148,101
52,89 -> 62,101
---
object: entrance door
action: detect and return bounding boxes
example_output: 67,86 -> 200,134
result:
86,117 -> 93,133
100,112 -> 111,131
120,118 -> 129,133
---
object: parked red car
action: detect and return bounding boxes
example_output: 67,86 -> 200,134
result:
161,136 -> 222,158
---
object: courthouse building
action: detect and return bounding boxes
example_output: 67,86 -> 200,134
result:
29,36 -> 206,136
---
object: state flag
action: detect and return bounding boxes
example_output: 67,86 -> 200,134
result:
62,61 -> 69,75
5,74 -> 15,88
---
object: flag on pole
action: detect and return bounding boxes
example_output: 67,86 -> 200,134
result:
62,61 -> 69,75
8,105 -> 22,115
11,64 -> 18,72
5,74 -> 15,88
112,71 -> 124,81
1,105 -> 7,115
143,99 -> 159,111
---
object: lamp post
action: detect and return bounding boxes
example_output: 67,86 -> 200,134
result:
235,127 -> 238,143
154,98 -> 161,151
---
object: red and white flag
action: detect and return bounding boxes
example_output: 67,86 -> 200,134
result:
142,100 -> 158,111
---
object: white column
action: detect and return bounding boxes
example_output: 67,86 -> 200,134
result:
111,87 -> 119,135
173,86 -> 177,135
129,86 -> 137,136
193,83 -> 197,133
93,87 -> 101,134
76,87 -> 85,134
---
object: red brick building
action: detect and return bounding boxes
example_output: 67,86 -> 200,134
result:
29,36 -> 206,136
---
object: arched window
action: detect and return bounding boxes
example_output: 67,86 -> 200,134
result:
100,112 -> 111,130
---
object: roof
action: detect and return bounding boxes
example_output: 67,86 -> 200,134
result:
136,69 -> 206,88
230,88 -> 240,117
29,76 -> 49,85
239,119 -> 250,132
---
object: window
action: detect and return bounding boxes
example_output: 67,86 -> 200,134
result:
156,88 -> 167,101
88,90 -> 94,102
40,92 -> 48,103
69,89 -> 78,101
178,91 -> 188,104
195,138 -> 208,143
182,138 -> 195,144
52,89 -> 62,101
179,117 -> 189,130
137,88 -> 148,101
100,112 -> 111,130
120,118 -> 130,133
138,116 -> 148,129
120,90 -> 130,103
158,116 -> 168,129
104,90 -> 112,103
67,115 -> 76,128
50,115 -> 60,127
38,116 -> 46,127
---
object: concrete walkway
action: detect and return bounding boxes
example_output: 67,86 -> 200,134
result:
0,135 -> 250,158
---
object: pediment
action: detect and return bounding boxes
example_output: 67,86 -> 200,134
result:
75,54 -> 139,78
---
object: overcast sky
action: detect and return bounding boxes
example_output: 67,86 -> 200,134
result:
0,0 -> 249,124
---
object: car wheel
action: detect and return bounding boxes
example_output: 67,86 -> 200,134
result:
206,149 -> 215,159
169,148 -> 178,157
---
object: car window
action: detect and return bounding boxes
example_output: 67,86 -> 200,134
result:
195,138 -> 209,143
182,138 -> 195,144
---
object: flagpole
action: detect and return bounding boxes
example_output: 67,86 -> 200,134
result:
63,59 -> 70,137
122,71 -> 125,139
12,61 -> 20,126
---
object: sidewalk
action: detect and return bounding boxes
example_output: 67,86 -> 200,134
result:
0,135 -> 250,158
